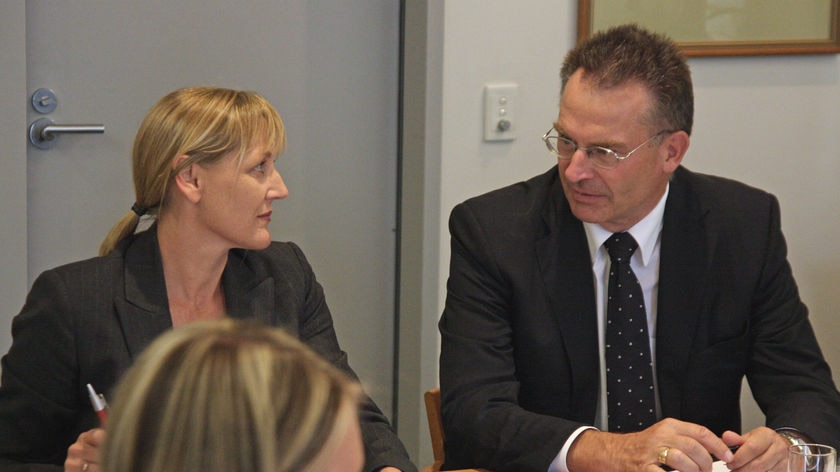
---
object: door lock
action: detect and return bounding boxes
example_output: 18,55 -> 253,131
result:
31,88 -> 58,114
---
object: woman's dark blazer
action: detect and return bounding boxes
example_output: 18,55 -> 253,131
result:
0,228 -> 415,472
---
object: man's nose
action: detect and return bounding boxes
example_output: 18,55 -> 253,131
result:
562,150 -> 595,182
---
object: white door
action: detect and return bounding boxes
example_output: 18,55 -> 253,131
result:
13,0 -> 400,417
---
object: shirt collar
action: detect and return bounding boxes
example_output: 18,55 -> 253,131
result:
583,184 -> 669,267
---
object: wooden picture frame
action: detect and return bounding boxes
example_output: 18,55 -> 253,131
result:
577,0 -> 840,56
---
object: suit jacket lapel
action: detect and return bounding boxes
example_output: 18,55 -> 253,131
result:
222,249 -> 275,323
656,168 -> 712,416
115,229 -> 173,359
536,178 -> 600,419
114,232 -> 276,360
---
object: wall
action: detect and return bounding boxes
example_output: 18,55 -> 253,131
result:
403,0 -> 840,466
398,0 -> 441,463
0,2 -> 28,357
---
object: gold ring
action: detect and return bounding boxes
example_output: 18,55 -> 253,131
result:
658,446 -> 670,466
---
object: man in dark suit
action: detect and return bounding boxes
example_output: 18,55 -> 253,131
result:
439,24 -> 840,472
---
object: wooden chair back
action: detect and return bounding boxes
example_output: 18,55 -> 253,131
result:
421,388 -> 490,472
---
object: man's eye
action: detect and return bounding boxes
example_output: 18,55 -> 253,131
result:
590,147 -> 612,157
557,138 -> 577,151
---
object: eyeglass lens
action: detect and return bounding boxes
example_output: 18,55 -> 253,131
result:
546,136 -> 618,168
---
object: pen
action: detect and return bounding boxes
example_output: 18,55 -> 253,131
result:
86,383 -> 109,426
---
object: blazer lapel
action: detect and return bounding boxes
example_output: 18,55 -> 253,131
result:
113,233 -> 276,359
222,250 -> 275,323
115,229 -> 173,359
656,169 -> 712,415
536,179 -> 599,418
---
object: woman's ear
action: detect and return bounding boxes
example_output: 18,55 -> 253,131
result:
172,155 -> 203,204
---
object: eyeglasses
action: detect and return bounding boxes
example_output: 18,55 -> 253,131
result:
542,128 -> 672,169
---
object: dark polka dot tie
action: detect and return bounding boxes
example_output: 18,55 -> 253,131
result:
604,232 -> 656,432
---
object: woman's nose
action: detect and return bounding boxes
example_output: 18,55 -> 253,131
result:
269,172 -> 289,200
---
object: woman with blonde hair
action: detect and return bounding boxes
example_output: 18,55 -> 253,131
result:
103,318 -> 363,472
0,87 -> 414,472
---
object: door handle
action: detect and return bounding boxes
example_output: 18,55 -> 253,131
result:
29,117 -> 105,150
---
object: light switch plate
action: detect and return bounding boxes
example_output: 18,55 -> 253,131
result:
483,82 -> 518,142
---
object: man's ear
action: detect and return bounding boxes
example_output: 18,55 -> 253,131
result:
662,130 -> 689,172
172,155 -> 202,204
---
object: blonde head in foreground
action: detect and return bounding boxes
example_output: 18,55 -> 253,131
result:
102,318 -> 363,472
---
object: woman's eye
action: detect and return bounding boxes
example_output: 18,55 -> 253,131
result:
253,155 -> 277,175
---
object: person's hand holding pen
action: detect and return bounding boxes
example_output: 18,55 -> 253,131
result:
65,429 -> 104,472
63,384 -> 109,472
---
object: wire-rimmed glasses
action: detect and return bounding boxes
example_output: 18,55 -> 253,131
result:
542,128 -> 672,169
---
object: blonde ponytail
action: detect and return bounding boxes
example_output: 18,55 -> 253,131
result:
99,210 -> 141,256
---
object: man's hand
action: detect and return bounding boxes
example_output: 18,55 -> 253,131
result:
567,418 -> 735,472
721,428 -> 788,472
65,428 -> 105,472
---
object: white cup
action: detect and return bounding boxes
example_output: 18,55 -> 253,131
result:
787,443 -> 836,472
